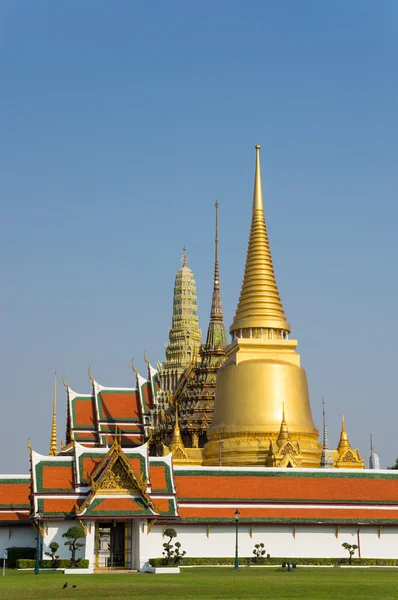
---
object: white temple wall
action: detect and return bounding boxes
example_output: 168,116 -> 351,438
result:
42,520 -> 87,561
0,526 -> 36,556
140,524 -> 398,564
359,527 -> 398,559
83,521 -> 95,568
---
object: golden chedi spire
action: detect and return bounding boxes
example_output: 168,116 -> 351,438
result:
203,145 -> 321,468
337,413 -> 350,454
231,145 -> 290,339
169,402 -> 185,453
277,403 -> 289,447
49,370 -> 58,456
335,413 -> 364,469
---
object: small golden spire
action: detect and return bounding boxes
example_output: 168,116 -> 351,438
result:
49,370 -> 58,456
337,413 -> 351,454
230,145 -> 290,336
277,402 -> 289,447
169,402 -> 185,451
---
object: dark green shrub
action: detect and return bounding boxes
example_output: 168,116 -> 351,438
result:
6,547 -> 36,569
148,556 -> 398,568
16,558 -> 89,569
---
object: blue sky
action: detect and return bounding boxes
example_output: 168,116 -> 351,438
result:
0,1 -> 397,471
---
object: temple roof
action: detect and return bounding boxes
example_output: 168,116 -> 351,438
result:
173,466 -> 398,524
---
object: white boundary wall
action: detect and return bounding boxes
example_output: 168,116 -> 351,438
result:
138,523 -> 398,570
0,526 -> 36,556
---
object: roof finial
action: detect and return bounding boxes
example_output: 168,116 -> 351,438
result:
230,145 -> 290,336
49,370 -> 58,456
181,246 -> 187,267
62,374 -> 68,388
131,358 -> 138,379
88,367 -> 95,391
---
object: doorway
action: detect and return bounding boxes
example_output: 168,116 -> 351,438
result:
95,521 -> 131,569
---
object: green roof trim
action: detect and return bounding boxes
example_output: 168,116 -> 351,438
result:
82,496 -> 152,517
178,497 -> 398,505
179,516 -> 398,525
34,461 -> 75,493
97,390 -> 142,423
71,396 -> 96,430
150,461 -> 174,494
176,469 -> 398,481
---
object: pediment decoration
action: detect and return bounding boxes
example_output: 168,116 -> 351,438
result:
76,440 -> 157,515
336,447 -> 364,469
172,445 -> 188,460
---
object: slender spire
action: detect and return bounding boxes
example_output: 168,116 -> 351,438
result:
320,398 -> 333,468
49,370 -> 58,456
205,201 -> 227,348
337,413 -> 350,454
277,403 -> 289,447
231,145 -> 290,336
369,434 -> 380,469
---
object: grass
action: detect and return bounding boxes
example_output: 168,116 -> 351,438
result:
1,567 -> 397,600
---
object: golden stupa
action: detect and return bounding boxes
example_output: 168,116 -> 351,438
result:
203,145 -> 322,467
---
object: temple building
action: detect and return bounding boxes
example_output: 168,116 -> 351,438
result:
1,144 -> 396,573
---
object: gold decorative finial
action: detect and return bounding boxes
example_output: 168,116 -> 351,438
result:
230,145 -> 290,336
62,374 -> 68,388
131,358 -> 138,379
337,413 -> 350,454
143,350 -> 150,368
88,367 -> 95,390
27,437 -> 32,460
49,370 -> 58,456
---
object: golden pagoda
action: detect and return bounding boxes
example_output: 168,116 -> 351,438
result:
203,145 -> 322,467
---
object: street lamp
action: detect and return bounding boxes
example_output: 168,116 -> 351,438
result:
234,509 -> 240,570
34,511 -> 42,575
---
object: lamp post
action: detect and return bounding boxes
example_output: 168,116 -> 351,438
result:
34,511 -> 42,575
234,509 -> 240,570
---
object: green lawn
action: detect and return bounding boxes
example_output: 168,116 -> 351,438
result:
1,567 -> 397,600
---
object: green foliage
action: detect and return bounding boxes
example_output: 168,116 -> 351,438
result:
62,526 -> 86,568
6,547 -> 36,569
163,528 -> 177,541
162,529 -> 186,565
252,543 -> 268,564
44,542 -> 59,567
16,558 -> 89,569
342,543 -> 358,564
387,457 -> 398,469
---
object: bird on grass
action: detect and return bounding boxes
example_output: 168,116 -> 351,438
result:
72,585 -> 77,588
63,582 -> 68,589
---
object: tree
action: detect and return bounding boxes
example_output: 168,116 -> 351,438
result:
162,528 -> 186,565
387,458 -> 398,470
342,542 -> 358,564
62,526 -> 86,567
252,543 -> 267,564
45,542 -> 60,567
